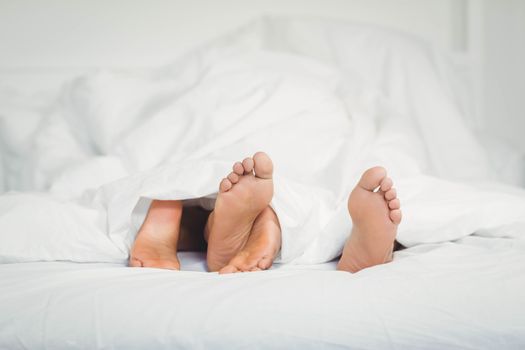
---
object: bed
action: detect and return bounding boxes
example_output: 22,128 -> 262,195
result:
2,242 -> 525,349
1,1 -> 525,349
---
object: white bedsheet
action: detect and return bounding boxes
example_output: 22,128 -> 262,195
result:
1,238 -> 525,350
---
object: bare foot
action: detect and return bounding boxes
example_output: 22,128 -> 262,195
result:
129,200 -> 182,270
337,167 -> 402,273
205,152 -> 274,272
219,206 -> 281,274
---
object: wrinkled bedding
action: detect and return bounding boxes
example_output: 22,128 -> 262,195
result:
0,16 -> 524,349
1,239 -> 524,350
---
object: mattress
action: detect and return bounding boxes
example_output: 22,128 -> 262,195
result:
1,238 -> 524,350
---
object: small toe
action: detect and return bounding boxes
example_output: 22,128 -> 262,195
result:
232,162 -> 244,175
227,172 -> 239,184
242,157 -> 254,174
219,178 -> 232,192
390,209 -> 402,224
380,177 -> 393,192
385,188 -> 397,201
388,198 -> 400,209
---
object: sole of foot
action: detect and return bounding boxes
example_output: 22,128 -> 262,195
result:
206,152 -> 274,272
129,200 -> 183,270
337,166 -> 402,273
219,206 -> 282,274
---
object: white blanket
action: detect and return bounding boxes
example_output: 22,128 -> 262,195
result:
0,17 -> 524,266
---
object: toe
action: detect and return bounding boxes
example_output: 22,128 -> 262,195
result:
388,198 -> 400,209
242,157 -> 254,174
233,162 -> 244,175
162,261 -> 181,270
227,172 -> 239,184
258,256 -> 274,270
380,177 -> 393,192
129,257 -> 143,267
390,209 -> 402,224
219,178 -> 232,192
142,259 -> 180,270
219,265 -> 239,274
226,252 -> 260,272
238,258 -> 259,272
385,188 -> 397,201
253,152 -> 273,179
358,166 -> 387,191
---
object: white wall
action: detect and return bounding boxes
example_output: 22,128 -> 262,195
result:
0,0 -> 459,69
0,0 -> 523,154
483,0 -> 525,152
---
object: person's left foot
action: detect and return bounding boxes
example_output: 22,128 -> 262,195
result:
219,206 -> 281,274
205,152 -> 274,272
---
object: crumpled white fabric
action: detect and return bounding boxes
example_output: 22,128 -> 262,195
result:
0,17 -> 523,265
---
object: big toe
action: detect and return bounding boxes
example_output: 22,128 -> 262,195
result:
253,152 -> 273,179
358,166 -> 387,191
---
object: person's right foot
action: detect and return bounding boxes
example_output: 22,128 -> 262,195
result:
337,167 -> 402,273
205,152 -> 274,272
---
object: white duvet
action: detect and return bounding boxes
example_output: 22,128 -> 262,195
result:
1,16 -> 525,349
0,17 -> 524,265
